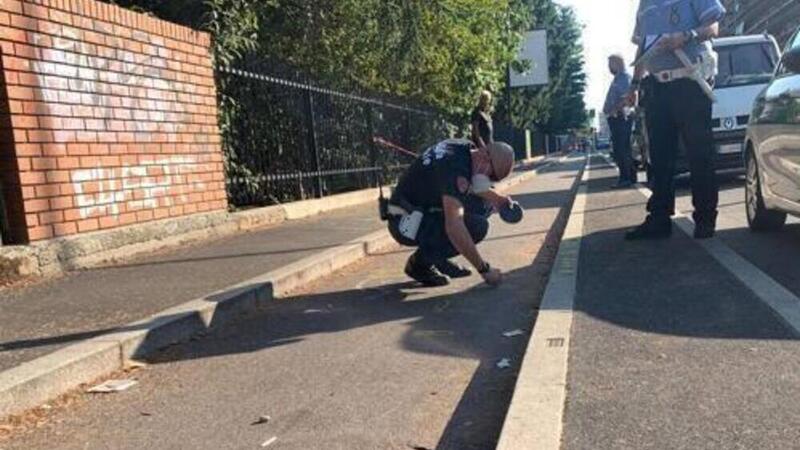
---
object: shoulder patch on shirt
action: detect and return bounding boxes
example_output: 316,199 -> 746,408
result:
456,176 -> 471,194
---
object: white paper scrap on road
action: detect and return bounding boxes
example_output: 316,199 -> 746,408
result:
303,309 -> 327,314
497,358 -> 512,369
261,436 -> 278,447
503,329 -> 525,338
87,379 -> 138,393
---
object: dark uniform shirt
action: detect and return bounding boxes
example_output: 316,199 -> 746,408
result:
393,139 -> 476,211
470,108 -> 493,146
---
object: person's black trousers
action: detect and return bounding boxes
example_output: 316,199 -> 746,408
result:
645,79 -> 718,224
388,211 -> 489,266
608,116 -> 635,184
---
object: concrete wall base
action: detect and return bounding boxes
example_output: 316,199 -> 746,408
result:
0,187 -> 385,283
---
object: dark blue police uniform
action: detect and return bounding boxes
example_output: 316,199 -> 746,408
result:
388,139 -> 490,267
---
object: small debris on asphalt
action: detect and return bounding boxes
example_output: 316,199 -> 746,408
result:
251,415 -> 271,425
408,445 -> 432,450
303,309 -> 327,314
87,379 -> 138,394
496,358 -> 512,369
125,361 -> 148,370
502,329 -> 525,338
412,330 -> 454,338
140,412 -> 152,417
433,300 -> 451,313
261,436 -> 278,447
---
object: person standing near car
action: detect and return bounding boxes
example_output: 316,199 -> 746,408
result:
471,90 -> 494,149
603,54 -> 636,188
626,0 -> 725,240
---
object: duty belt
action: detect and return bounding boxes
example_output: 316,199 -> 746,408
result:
653,66 -> 696,83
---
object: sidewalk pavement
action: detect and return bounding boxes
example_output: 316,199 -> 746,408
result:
0,203 -> 383,374
562,156 -> 800,449
0,155 -> 586,450
0,158 -> 556,385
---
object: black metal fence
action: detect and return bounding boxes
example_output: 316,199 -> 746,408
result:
215,66 -> 449,208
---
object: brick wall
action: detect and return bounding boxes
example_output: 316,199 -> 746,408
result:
0,0 -> 227,243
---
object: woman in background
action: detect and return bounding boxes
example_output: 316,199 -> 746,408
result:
471,90 -> 494,149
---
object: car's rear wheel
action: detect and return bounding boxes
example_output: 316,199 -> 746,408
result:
746,150 -> 786,232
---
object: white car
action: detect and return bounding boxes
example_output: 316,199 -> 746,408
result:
710,34 -> 781,172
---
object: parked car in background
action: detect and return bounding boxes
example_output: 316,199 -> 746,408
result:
596,136 -> 611,150
744,28 -> 800,231
712,34 -> 781,171
638,34 -> 781,178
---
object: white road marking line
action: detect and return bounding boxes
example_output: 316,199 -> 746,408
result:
601,154 -> 800,336
496,153 -> 591,450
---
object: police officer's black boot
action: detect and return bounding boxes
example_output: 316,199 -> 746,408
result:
624,215 -> 672,241
405,252 -> 449,287
693,211 -> 717,240
435,259 -> 472,278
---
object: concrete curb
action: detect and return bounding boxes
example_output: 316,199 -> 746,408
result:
0,186 -> 390,282
0,229 -> 396,418
496,154 -> 588,450
0,155 -> 553,420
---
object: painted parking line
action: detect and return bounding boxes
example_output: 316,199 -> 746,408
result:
496,153 -> 592,450
601,154 -> 800,337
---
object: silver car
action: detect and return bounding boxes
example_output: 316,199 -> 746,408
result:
745,28 -> 800,231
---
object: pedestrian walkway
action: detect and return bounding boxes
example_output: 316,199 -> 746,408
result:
0,158 -> 555,376
562,156 -> 800,450
0,202 -> 385,374
0,156 -> 586,450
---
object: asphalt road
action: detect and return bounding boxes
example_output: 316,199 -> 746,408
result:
1,157 -> 586,450
564,159 -> 800,450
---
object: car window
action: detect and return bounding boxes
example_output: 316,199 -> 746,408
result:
715,43 -> 778,88
776,30 -> 800,77
789,30 -> 800,52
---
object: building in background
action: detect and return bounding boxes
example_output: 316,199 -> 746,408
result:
721,0 -> 800,46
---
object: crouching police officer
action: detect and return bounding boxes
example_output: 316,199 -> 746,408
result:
384,139 -> 519,287
626,0 -> 725,240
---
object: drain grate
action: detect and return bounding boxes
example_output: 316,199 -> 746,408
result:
547,337 -> 565,348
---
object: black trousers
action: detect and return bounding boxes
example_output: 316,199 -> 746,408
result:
388,211 -> 489,266
608,116 -> 635,183
645,79 -> 718,223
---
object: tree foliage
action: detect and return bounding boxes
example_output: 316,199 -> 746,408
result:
109,0 -> 587,129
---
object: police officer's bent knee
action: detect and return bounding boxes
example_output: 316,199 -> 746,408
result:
383,139 -> 522,287
626,0 -> 725,240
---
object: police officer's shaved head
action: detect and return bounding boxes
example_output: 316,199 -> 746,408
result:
486,142 -> 515,181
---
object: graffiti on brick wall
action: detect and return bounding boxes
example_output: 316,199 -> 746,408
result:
29,28 -> 190,135
71,156 -> 205,220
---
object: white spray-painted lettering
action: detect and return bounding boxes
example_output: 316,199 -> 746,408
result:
28,27 -> 204,220
71,156 -> 205,219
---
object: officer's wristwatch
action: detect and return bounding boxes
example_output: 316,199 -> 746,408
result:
478,262 -> 492,275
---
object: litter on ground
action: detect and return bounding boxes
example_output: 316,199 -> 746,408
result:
87,379 -> 138,394
496,358 -> 512,369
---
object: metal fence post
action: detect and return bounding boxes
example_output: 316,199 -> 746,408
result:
304,89 -> 323,197
404,109 -> 412,149
365,105 -> 379,187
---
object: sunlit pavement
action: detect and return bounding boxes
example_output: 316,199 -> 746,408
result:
7,154 -> 800,450
1,157 -> 586,450
563,156 -> 800,450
